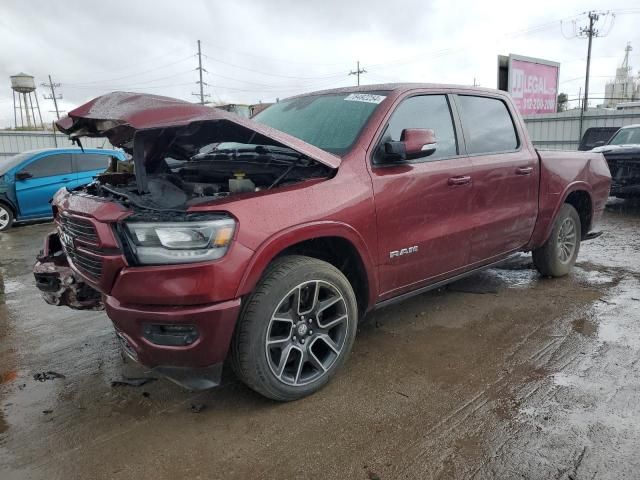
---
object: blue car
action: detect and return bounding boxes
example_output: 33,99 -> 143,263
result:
0,148 -> 126,231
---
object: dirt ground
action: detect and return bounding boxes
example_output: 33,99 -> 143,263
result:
1,199 -> 639,480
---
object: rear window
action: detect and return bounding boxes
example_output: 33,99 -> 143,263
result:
458,96 -> 519,154
73,153 -> 111,172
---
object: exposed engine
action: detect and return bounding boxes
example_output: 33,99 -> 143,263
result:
81,143 -> 332,211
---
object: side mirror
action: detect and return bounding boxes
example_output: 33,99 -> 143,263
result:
384,128 -> 437,161
15,171 -> 32,181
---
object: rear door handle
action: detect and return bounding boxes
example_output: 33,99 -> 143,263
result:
515,166 -> 533,175
448,175 -> 472,186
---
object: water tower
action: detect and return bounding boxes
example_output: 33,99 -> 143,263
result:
10,73 -> 43,129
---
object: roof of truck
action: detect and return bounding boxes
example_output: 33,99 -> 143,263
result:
287,83 -> 504,99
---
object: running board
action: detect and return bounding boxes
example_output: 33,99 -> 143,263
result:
583,231 -> 602,241
374,254 -> 518,311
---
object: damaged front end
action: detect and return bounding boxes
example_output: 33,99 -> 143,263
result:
33,92 -> 339,309
54,91 -> 338,212
603,148 -> 640,198
34,231 -> 103,310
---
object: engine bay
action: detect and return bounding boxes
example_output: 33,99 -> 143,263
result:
81,142 -> 333,211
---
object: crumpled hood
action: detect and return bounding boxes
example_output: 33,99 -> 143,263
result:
55,92 -> 340,169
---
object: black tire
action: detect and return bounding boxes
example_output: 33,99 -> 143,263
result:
230,255 -> 358,401
532,203 -> 581,277
0,203 -> 14,232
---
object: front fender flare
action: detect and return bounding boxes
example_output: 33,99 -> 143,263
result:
235,221 -> 379,309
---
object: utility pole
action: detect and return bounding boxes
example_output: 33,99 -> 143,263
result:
192,40 -> 210,105
42,75 -> 62,120
576,11 -> 614,111
349,60 -> 366,86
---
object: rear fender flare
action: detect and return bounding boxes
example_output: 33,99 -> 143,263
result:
235,221 -> 379,309
531,181 -> 594,248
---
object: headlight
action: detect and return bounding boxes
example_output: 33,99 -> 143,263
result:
125,218 -> 235,265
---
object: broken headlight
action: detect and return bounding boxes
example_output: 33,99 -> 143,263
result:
125,218 -> 235,265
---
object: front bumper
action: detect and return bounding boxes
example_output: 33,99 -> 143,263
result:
105,296 -> 242,390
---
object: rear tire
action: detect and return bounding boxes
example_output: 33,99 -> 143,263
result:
230,255 -> 358,401
0,204 -> 14,232
532,203 -> 581,277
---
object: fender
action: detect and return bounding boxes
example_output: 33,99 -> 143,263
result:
527,180 -> 594,250
0,192 -> 18,218
235,220 -> 379,310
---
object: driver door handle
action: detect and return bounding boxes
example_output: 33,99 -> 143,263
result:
516,166 -> 533,176
448,175 -> 472,186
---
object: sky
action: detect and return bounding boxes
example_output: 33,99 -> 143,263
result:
0,0 -> 639,128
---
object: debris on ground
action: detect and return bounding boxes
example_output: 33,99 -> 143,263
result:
190,404 -> 207,413
42,409 -> 53,415
110,377 -> 157,388
33,371 -> 66,382
1,370 -> 18,384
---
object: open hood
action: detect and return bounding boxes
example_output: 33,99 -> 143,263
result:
56,92 -> 340,169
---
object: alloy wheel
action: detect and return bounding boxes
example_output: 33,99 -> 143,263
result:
265,280 -> 350,386
557,217 -> 577,263
0,206 -> 10,230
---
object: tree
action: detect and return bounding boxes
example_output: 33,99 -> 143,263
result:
557,93 -> 569,112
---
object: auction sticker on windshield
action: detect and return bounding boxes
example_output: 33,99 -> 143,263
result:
344,93 -> 386,104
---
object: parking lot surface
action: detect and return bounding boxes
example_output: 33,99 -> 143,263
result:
1,200 -> 639,479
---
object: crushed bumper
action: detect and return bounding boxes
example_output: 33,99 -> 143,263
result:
33,231 -> 103,310
106,296 -> 242,390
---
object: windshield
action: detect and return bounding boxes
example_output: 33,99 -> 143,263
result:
253,92 -> 388,154
609,126 -> 640,145
0,151 -> 33,176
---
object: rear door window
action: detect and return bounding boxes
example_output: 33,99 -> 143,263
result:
73,153 -> 111,173
457,95 -> 519,154
21,153 -> 73,178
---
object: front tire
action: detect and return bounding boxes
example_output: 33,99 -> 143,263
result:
0,204 -> 14,232
231,255 -> 358,401
532,203 -> 581,277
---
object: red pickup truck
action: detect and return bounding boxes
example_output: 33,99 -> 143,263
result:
34,85 -> 611,401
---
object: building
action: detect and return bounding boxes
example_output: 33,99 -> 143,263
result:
603,43 -> 640,108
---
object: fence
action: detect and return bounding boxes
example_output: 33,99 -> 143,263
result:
0,130 -> 116,160
5,110 -> 640,158
523,107 -> 640,150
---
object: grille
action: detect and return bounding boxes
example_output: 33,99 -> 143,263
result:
59,214 -> 99,242
66,247 -> 103,278
58,214 -> 103,279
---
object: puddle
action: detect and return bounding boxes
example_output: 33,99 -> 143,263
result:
572,317 -> 597,336
573,266 -> 617,286
1,280 -> 23,296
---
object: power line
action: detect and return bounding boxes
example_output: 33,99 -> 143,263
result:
63,55 -> 195,86
202,53 -> 347,80
66,70 -> 194,89
199,40 -> 351,67
63,46 -> 192,79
